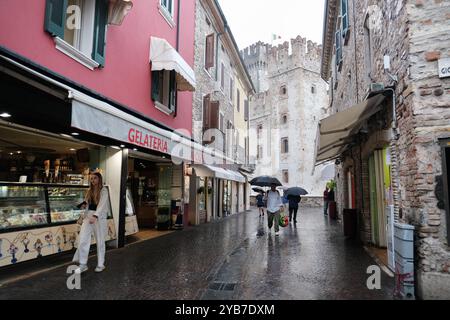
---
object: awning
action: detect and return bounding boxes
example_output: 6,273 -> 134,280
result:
150,37 -> 196,91
191,165 -> 245,183
315,94 -> 386,164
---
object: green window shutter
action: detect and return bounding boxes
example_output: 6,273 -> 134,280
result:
151,71 -> 161,102
169,70 -> 177,112
93,0 -> 109,66
44,0 -> 67,39
341,0 -> 349,36
335,30 -> 342,65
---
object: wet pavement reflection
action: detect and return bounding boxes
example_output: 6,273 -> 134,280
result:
0,208 -> 394,300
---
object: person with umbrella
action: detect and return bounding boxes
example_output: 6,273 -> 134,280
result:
256,191 -> 266,217
285,187 -> 308,224
266,183 -> 284,236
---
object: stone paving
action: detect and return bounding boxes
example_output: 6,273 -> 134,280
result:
0,208 -> 394,300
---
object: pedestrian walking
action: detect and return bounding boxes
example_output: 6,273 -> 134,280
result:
73,172 -> 110,274
265,183 -> 284,236
323,186 -> 329,215
256,191 -> 265,217
287,194 -> 301,223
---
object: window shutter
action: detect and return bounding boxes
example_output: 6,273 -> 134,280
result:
335,30 -> 342,66
93,0 -> 109,66
341,0 -> 349,36
203,95 -> 211,130
210,101 -> 220,129
44,0 -> 67,39
151,71 -> 161,102
237,89 -> 240,112
169,70 -> 177,112
221,64 -> 225,89
205,34 -> 215,68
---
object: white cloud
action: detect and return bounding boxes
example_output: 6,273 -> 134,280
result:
218,0 -> 325,49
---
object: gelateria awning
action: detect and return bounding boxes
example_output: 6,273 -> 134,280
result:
150,37 -> 196,91
314,93 -> 386,165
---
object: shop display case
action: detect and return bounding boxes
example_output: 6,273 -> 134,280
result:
0,183 -> 98,233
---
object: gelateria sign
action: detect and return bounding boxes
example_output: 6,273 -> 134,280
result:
128,128 -> 169,153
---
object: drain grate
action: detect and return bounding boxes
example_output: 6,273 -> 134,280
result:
209,282 -> 237,291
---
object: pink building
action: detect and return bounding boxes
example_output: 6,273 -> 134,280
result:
0,0 -> 204,266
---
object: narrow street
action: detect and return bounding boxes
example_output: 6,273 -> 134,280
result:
0,208 -> 394,300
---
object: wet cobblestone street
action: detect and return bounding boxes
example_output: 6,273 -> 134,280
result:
0,208 -> 394,300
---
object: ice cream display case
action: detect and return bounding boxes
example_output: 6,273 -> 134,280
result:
0,183 -> 116,267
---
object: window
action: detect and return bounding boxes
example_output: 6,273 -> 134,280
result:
229,78 -> 234,101
205,33 -> 215,69
281,170 -> 289,183
282,170 -> 289,184
281,138 -> 289,154
311,85 -> 316,94
257,124 -> 263,139
151,70 -> 177,114
335,30 -> 342,70
221,63 -> 225,91
280,85 -> 287,95
244,100 -> 249,121
341,0 -> 349,42
237,89 -> 240,112
257,145 -> 263,160
160,0 -> 174,17
44,0 -> 108,68
281,114 -> 288,124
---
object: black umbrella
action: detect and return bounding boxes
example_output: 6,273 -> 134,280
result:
285,187 -> 308,196
250,176 -> 282,187
252,187 -> 265,193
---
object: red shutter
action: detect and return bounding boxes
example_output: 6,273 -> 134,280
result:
210,101 -> 220,129
205,34 -> 215,68
203,95 -> 211,130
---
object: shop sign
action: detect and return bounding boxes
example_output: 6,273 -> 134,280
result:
438,58 -> 450,79
128,128 -> 169,153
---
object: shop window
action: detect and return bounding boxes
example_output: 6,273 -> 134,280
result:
281,138 -> 289,154
44,0 -> 108,67
151,70 -> 177,114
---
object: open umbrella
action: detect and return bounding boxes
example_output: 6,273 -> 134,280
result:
249,176 -> 282,187
252,187 -> 265,193
285,187 -> 308,196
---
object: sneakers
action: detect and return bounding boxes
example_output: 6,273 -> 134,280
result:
74,265 -> 88,274
95,266 -> 106,273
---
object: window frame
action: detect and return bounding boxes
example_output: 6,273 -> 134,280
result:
152,70 -> 177,115
281,137 -> 289,154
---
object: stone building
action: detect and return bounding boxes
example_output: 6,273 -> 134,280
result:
320,0 -> 450,299
190,0 -> 254,225
242,37 -> 330,196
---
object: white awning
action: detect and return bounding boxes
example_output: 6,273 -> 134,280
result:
191,165 -> 245,183
223,169 -> 246,183
315,94 -> 386,164
150,37 -> 196,92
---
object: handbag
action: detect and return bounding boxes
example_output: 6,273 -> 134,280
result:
279,211 -> 289,227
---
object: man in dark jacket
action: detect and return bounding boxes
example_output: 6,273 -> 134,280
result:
287,194 -> 301,223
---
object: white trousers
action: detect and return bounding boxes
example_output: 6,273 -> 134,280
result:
73,210 -> 107,267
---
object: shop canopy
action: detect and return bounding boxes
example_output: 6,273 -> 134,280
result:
192,165 -> 245,183
314,94 -> 386,165
150,37 -> 196,92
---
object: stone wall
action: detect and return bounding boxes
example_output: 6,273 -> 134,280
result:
325,0 -> 450,298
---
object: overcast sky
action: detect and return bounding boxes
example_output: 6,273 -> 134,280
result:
217,0 -> 326,50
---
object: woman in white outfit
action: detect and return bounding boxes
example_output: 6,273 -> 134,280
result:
73,172 -> 109,273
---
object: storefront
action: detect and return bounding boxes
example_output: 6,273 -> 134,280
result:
0,123 -> 117,268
